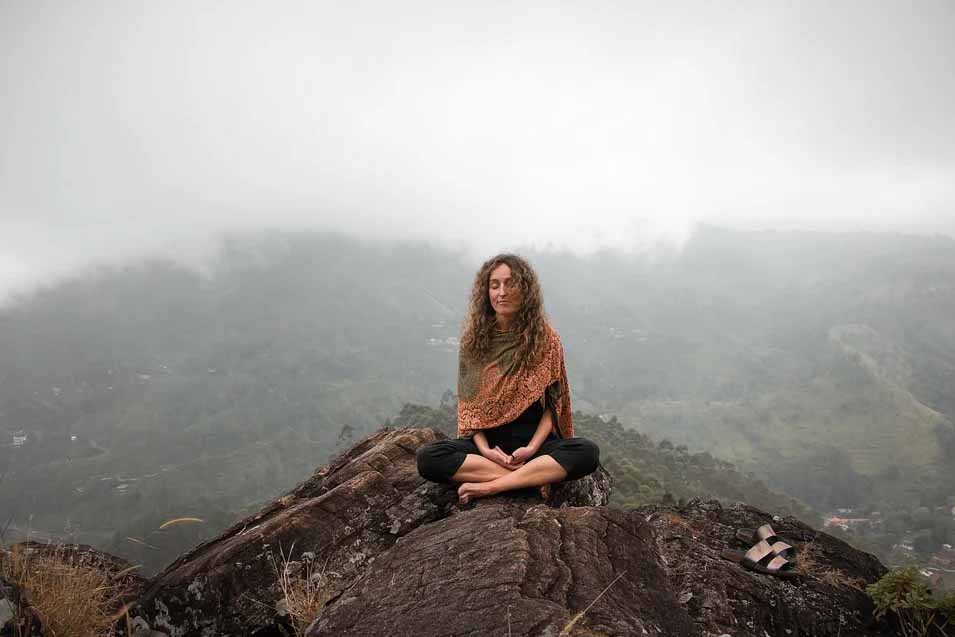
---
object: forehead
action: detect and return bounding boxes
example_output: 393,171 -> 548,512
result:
488,263 -> 512,280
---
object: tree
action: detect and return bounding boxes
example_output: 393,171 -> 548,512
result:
912,507 -> 933,530
932,514 -> 954,545
912,529 -> 935,554
440,389 -> 455,408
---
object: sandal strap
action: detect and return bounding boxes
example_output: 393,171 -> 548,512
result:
765,555 -> 792,572
770,541 -> 794,558
743,539 -> 774,564
755,524 -> 778,542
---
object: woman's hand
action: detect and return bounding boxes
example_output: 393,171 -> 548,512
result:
482,445 -> 518,469
510,446 -> 536,465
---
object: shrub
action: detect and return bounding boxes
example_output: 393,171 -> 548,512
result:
866,567 -> 955,637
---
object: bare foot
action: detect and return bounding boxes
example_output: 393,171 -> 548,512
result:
457,481 -> 492,504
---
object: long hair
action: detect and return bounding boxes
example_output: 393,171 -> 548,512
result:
459,253 -> 549,372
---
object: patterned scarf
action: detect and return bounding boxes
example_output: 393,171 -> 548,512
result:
457,322 -> 574,439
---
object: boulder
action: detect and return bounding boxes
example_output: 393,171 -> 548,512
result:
117,427 -> 895,636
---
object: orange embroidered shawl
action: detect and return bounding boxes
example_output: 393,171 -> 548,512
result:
457,323 -> 574,439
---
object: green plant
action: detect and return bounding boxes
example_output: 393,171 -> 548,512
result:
866,567 -> 955,637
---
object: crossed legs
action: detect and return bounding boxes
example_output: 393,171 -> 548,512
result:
454,454 -> 567,504
417,437 -> 597,504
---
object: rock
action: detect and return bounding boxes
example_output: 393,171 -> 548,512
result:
547,464 -> 612,508
132,428 -> 448,635
309,502 -> 693,636
638,499 -> 888,636
130,427 -> 613,635
116,427 -> 897,636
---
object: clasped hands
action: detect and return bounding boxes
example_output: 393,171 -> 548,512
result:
481,444 -> 536,470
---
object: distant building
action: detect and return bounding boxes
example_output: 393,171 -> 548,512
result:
929,549 -> 955,570
824,516 -> 873,531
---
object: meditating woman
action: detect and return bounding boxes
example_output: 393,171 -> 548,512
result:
416,253 -> 600,504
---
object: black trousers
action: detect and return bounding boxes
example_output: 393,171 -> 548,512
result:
416,402 -> 600,484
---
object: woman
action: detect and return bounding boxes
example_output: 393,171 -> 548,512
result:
416,253 -> 600,504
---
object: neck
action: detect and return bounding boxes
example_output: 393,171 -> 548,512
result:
495,315 -> 514,332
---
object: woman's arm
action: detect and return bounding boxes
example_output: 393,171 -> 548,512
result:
510,406 -> 553,463
473,431 -> 491,454
473,431 -> 516,468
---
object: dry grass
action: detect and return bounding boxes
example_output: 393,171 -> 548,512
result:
558,571 -> 625,636
0,543 -> 134,637
793,540 -> 821,576
662,512 -> 694,531
817,567 -> 866,590
791,540 -> 865,589
657,512 -> 706,540
272,543 -> 330,637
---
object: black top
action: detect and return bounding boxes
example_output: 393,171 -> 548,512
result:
481,398 -> 559,450
510,399 -> 544,426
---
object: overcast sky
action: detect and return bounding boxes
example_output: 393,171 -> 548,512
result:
1,0 -> 954,301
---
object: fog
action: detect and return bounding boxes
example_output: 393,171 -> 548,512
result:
2,0 -> 954,301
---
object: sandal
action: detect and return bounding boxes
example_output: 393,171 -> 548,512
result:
735,524 -> 796,560
721,539 -> 801,580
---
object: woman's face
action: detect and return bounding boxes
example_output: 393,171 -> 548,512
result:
488,262 -> 521,319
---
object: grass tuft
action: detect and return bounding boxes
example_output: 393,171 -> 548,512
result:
272,542 -> 330,636
818,568 -> 866,590
792,540 -> 865,589
793,540 -> 820,576
0,542 -> 134,637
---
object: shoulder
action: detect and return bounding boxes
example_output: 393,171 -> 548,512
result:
544,321 -> 561,341
542,322 -> 563,350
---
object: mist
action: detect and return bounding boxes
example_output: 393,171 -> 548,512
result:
2,0 -> 954,302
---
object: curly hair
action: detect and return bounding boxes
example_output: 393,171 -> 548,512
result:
459,253 -> 549,372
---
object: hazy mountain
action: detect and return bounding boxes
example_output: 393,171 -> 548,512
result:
2,226 -> 953,572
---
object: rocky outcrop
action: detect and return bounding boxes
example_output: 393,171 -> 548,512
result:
638,501 -> 887,636
130,427 -> 612,636
310,496 -> 694,636
7,427 -> 897,636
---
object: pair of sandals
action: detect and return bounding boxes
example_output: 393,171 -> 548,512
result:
720,524 -> 801,580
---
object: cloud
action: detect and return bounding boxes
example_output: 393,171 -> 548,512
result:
1,0 -> 953,301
